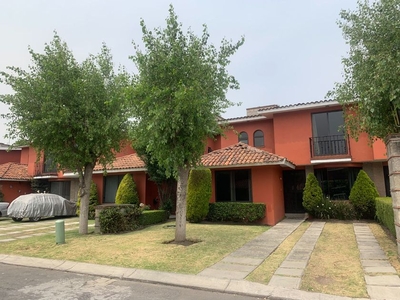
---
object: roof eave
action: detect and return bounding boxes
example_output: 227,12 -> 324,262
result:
204,160 -> 295,169
260,100 -> 340,117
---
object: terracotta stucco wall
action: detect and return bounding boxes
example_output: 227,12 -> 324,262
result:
0,150 -> 21,164
0,181 -> 32,203
251,166 -> 285,225
221,119 -> 275,152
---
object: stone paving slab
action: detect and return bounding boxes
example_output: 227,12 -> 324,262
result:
367,286 -> 400,300
365,275 -> 400,286
364,266 -> 397,274
210,262 -> 255,272
269,275 -> 301,289
275,267 -> 303,277
361,259 -> 393,267
197,268 -> 248,280
220,256 -> 263,266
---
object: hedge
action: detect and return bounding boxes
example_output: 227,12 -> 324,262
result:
375,197 -> 396,237
139,210 -> 169,226
99,205 -> 142,234
207,202 -> 265,223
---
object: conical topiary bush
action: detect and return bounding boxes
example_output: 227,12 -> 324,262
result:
115,174 -> 140,205
302,173 -> 323,216
186,168 -> 212,223
349,170 -> 379,219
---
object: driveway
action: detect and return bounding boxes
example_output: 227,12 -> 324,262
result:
0,217 -> 92,243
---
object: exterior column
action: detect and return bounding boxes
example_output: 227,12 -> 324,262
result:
385,134 -> 400,257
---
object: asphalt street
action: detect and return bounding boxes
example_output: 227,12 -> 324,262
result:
0,264 -> 263,300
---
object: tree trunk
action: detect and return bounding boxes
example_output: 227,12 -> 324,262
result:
175,166 -> 189,242
386,134 -> 400,257
78,163 -> 94,235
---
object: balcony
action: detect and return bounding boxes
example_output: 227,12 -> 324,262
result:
310,135 -> 350,158
34,162 -> 58,177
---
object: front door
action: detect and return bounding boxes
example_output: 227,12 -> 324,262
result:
283,170 -> 306,213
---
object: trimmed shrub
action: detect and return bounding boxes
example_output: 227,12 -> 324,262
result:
376,197 -> 396,237
330,200 -> 357,220
349,170 -> 379,219
99,205 -> 142,234
115,174 -> 139,205
76,181 -> 99,219
207,202 -> 265,223
139,210 -> 169,226
186,168 -> 212,223
302,173 -> 323,216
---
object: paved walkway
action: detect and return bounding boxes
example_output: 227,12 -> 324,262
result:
354,223 -> 400,300
0,218 -> 94,242
268,221 -> 325,289
198,218 -> 304,280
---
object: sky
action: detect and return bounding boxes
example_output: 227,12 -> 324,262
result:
0,0 -> 359,144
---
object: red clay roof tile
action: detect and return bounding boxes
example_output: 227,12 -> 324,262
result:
201,143 -> 295,168
94,153 -> 145,171
0,162 -> 31,181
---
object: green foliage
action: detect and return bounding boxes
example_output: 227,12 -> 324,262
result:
328,0 -> 400,139
349,170 -> 379,219
31,179 -> 50,193
375,197 -> 396,237
186,169 -> 212,223
207,203 -> 265,223
0,33 -> 131,233
77,182 -> 99,219
139,210 -> 169,226
115,174 -> 139,205
135,144 -> 177,208
99,205 -> 142,234
302,173 -> 323,216
330,200 -> 357,220
130,5 -> 244,176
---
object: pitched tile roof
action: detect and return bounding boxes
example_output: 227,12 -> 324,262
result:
0,162 -> 31,181
201,143 -> 295,168
93,153 -> 145,172
258,100 -> 339,112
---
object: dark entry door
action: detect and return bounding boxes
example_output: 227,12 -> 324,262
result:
283,170 -> 306,213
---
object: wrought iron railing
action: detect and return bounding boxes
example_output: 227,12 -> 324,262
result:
310,135 -> 350,157
34,162 -> 57,176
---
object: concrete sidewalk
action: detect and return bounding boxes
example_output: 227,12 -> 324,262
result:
0,253 -> 365,300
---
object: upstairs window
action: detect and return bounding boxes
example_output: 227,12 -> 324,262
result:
253,130 -> 264,147
239,131 -> 248,144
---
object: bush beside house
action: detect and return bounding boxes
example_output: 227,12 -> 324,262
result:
349,170 -> 379,219
99,205 -> 142,234
186,168 -> 212,223
302,173 -> 323,217
115,174 -> 139,205
139,210 -> 170,226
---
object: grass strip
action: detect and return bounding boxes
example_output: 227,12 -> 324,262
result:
300,221 -> 367,298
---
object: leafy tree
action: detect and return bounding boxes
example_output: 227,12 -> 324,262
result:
186,168 -> 212,223
115,173 -> 140,205
77,181 -> 99,219
130,5 -> 244,241
302,173 -> 323,216
0,33 -> 130,234
328,0 -> 400,139
135,143 -> 176,210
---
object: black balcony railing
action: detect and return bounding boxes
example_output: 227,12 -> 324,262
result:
34,162 -> 58,176
310,135 -> 350,157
